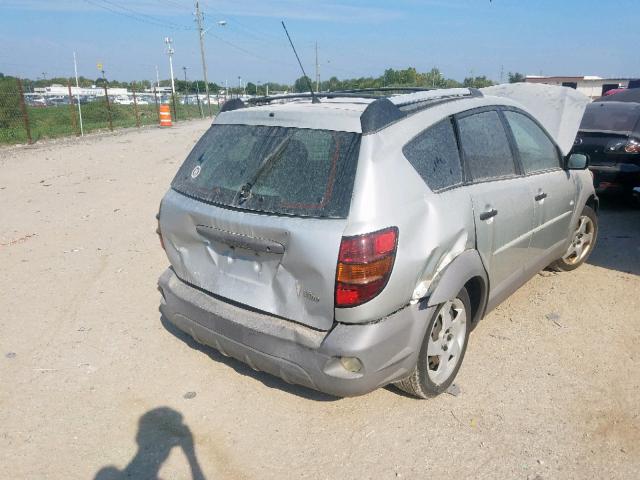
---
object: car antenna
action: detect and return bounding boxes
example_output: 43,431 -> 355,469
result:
281,21 -> 319,103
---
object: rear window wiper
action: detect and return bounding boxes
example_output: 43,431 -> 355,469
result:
235,135 -> 293,204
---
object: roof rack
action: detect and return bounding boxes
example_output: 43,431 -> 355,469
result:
389,88 -> 483,109
247,92 -> 380,106
331,87 -> 434,94
231,87 -> 485,133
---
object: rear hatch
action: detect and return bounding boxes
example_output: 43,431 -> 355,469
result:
160,123 -> 361,331
574,131 -> 631,165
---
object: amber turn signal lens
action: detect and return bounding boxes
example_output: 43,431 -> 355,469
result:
337,257 -> 394,284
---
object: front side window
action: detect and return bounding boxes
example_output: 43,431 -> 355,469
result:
504,111 -> 560,173
457,110 -> 517,181
171,124 -> 361,218
402,118 -> 463,191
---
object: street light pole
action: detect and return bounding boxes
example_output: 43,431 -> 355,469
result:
164,37 -> 176,95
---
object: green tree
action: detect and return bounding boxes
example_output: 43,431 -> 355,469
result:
508,72 -> 526,83
463,76 -> 495,88
245,82 -> 257,95
293,76 -> 314,93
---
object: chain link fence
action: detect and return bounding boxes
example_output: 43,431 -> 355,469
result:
0,77 -> 217,146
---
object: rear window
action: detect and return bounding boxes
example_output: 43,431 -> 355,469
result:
171,124 -> 361,218
580,103 -> 640,134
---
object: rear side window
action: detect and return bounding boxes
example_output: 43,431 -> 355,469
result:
402,118 -> 463,191
457,110 -> 516,181
171,124 -> 361,218
504,111 -> 560,173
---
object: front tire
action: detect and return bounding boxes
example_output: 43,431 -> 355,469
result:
395,288 -> 471,399
552,205 -> 598,272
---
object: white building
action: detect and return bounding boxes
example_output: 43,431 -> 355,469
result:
525,76 -> 636,99
33,84 -> 128,97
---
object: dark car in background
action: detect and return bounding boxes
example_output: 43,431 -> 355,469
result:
572,100 -> 640,204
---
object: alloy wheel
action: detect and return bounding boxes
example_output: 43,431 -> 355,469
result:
562,215 -> 595,265
426,298 -> 467,385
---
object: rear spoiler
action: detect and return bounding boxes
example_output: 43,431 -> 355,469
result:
481,83 -> 590,156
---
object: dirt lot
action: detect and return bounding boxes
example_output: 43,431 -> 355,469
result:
1,120 -> 639,480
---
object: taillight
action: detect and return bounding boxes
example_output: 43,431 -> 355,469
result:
335,227 -> 398,308
156,212 -> 165,251
624,139 -> 640,153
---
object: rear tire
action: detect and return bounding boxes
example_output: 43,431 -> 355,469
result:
395,288 -> 471,399
551,205 -> 598,272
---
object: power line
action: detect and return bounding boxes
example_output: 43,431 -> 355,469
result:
199,1 -> 287,43
84,0 -> 193,31
204,30 -> 297,70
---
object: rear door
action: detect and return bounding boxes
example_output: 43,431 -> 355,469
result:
160,124 -> 361,331
502,110 -> 576,268
456,108 -> 535,310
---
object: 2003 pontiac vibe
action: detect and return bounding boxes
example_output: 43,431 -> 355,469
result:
157,84 -> 597,398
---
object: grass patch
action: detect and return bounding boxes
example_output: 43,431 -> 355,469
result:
0,102 -> 217,145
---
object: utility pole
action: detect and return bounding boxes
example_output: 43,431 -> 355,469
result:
155,65 -> 160,88
73,51 -> 84,136
164,37 -> 176,95
194,1 -> 212,116
500,64 -> 504,84
315,42 -> 319,92
183,66 -> 188,104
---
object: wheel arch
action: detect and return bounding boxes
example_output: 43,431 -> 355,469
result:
426,249 -> 489,326
585,194 -> 599,214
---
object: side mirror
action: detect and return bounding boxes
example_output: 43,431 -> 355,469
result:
566,153 -> 589,170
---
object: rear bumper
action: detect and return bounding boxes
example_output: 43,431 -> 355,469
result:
590,163 -> 640,191
158,268 -> 432,397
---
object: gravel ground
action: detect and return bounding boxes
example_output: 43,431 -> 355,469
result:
1,120 -> 638,480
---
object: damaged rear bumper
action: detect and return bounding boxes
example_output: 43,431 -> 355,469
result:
158,268 -> 432,397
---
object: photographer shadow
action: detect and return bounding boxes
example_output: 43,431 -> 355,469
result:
94,407 -> 206,480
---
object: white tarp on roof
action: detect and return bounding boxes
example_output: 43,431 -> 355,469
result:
481,83 -> 590,156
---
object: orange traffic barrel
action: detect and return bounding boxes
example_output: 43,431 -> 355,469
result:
159,104 -> 172,127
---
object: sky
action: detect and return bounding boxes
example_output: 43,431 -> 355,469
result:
1,0 -> 639,86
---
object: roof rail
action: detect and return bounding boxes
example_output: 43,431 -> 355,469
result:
331,87 -> 434,94
389,88 -> 483,109
244,88 -> 482,107
247,92 -> 379,105
237,88 -> 485,134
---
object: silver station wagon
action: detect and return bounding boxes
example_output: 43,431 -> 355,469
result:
157,84 -> 597,398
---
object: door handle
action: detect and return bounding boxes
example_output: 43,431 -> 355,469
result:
479,208 -> 498,221
535,192 -> 548,201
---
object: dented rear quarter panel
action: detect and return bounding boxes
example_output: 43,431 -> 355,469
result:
335,101 -> 484,324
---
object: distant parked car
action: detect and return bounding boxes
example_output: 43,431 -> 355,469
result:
47,96 -> 69,106
113,96 -> 134,105
597,88 -> 640,104
28,96 -> 47,107
603,88 -> 626,97
572,101 -> 640,203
